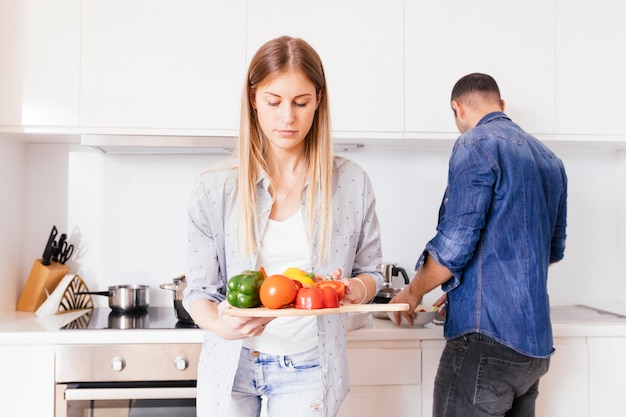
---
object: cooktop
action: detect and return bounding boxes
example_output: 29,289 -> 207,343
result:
60,307 -> 198,330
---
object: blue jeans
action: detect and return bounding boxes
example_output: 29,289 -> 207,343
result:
226,346 -> 324,417
433,333 -> 550,417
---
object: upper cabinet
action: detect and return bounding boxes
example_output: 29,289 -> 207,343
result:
2,1 -> 625,144
80,0 -> 246,136
0,0 -> 80,133
555,0 -> 626,138
246,0 -> 405,138
404,0 -> 556,139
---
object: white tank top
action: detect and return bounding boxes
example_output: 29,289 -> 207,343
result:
242,209 -> 318,354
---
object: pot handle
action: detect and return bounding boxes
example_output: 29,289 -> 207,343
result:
75,291 -> 110,296
159,283 -> 178,291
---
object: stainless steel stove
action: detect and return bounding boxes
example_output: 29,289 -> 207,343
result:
60,307 -> 198,330
55,307 -> 200,416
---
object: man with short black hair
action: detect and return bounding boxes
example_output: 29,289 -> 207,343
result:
391,73 -> 568,417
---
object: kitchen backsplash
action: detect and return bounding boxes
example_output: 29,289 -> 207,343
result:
11,140 -> 623,310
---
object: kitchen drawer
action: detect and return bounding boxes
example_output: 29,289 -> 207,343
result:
338,385 -> 421,417
56,344 -> 201,382
347,347 -> 421,386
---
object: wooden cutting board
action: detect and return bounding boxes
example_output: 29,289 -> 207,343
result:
223,303 -> 409,317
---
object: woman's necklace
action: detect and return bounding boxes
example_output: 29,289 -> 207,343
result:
276,166 -> 307,200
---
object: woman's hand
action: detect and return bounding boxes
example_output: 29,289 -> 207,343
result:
313,267 -> 342,282
314,268 -> 370,305
342,276 -> 367,304
215,301 -> 275,340
189,299 -> 274,340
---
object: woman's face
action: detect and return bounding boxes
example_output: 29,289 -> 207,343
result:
252,69 -> 320,153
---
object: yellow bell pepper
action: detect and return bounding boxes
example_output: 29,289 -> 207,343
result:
283,267 -> 315,287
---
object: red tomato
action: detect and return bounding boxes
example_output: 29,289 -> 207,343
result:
320,286 -> 339,308
259,274 -> 298,309
294,287 -> 326,310
291,279 -> 303,290
314,280 -> 346,300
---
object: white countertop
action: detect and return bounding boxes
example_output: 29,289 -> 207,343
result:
2,303 -> 626,346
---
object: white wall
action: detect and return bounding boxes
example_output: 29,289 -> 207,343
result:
350,143 -> 620,306
0,136 -> 26,314
19,139 -> 622,309
618,150 -> 626,303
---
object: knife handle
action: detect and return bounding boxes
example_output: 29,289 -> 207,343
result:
42,241 -> 58,266
41,225 -> 58,265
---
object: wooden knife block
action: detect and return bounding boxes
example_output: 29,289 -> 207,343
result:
17,259 -> 70,312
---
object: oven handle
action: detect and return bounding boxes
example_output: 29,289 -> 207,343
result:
64,387 -> 197,400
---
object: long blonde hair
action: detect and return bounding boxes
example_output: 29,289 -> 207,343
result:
237,36 -> 333,260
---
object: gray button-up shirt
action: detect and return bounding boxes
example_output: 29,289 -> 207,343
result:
184,155 -> 383,417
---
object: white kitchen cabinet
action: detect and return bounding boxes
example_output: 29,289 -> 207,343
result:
338,341 -> 422,417
0,0 -> 80,133
421,338 -> 589,417
404,0 -> 556,139
535,337 -> 588,417
587,337 -> 626,416
0,344 -> 55,417
420,340 -> 445,417
80,0 -> 246,136
340,385 -> 421,417
555,0 -> 626,138
246,0 -> 405,138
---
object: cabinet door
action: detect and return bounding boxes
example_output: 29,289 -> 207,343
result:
421,340 -> 445,417
80,0 -> 246,135
347,347 -> 421,385
422,338 -> 589,417
0,0 -> 80,132
340,344 -> 422,417
536,337 -> 588,417
247,0 -> 404,138
338,385 -> 421,417
555,0 -> 626,137
0,344 -> 55,417
405,0 -> 555,139
587,337 -> 626,416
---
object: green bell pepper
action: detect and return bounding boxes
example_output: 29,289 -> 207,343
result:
226,270 -> 265,308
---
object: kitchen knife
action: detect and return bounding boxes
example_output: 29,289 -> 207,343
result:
52,233 -> 67,263
41,225 -> 58,266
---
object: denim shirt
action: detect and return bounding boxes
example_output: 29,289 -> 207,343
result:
420,112 -> 567,358
183,155 -> 383,417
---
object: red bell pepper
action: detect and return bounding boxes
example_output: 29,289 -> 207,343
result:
294,286 -> 339,309
320,286 -> 339,308
314,280 -> 346,300
295,287 -> 325,310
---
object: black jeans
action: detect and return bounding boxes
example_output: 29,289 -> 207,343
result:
433,333 -> 550,417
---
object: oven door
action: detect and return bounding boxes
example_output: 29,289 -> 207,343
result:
55,344 -> 201,417
55,381 -> 196,417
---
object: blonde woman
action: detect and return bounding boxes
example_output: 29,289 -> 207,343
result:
183,36 -> 383,417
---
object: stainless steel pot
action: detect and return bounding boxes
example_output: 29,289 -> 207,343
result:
107,310 -> 150,329
76,284 -> 150,312
159,275 -> 194,323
